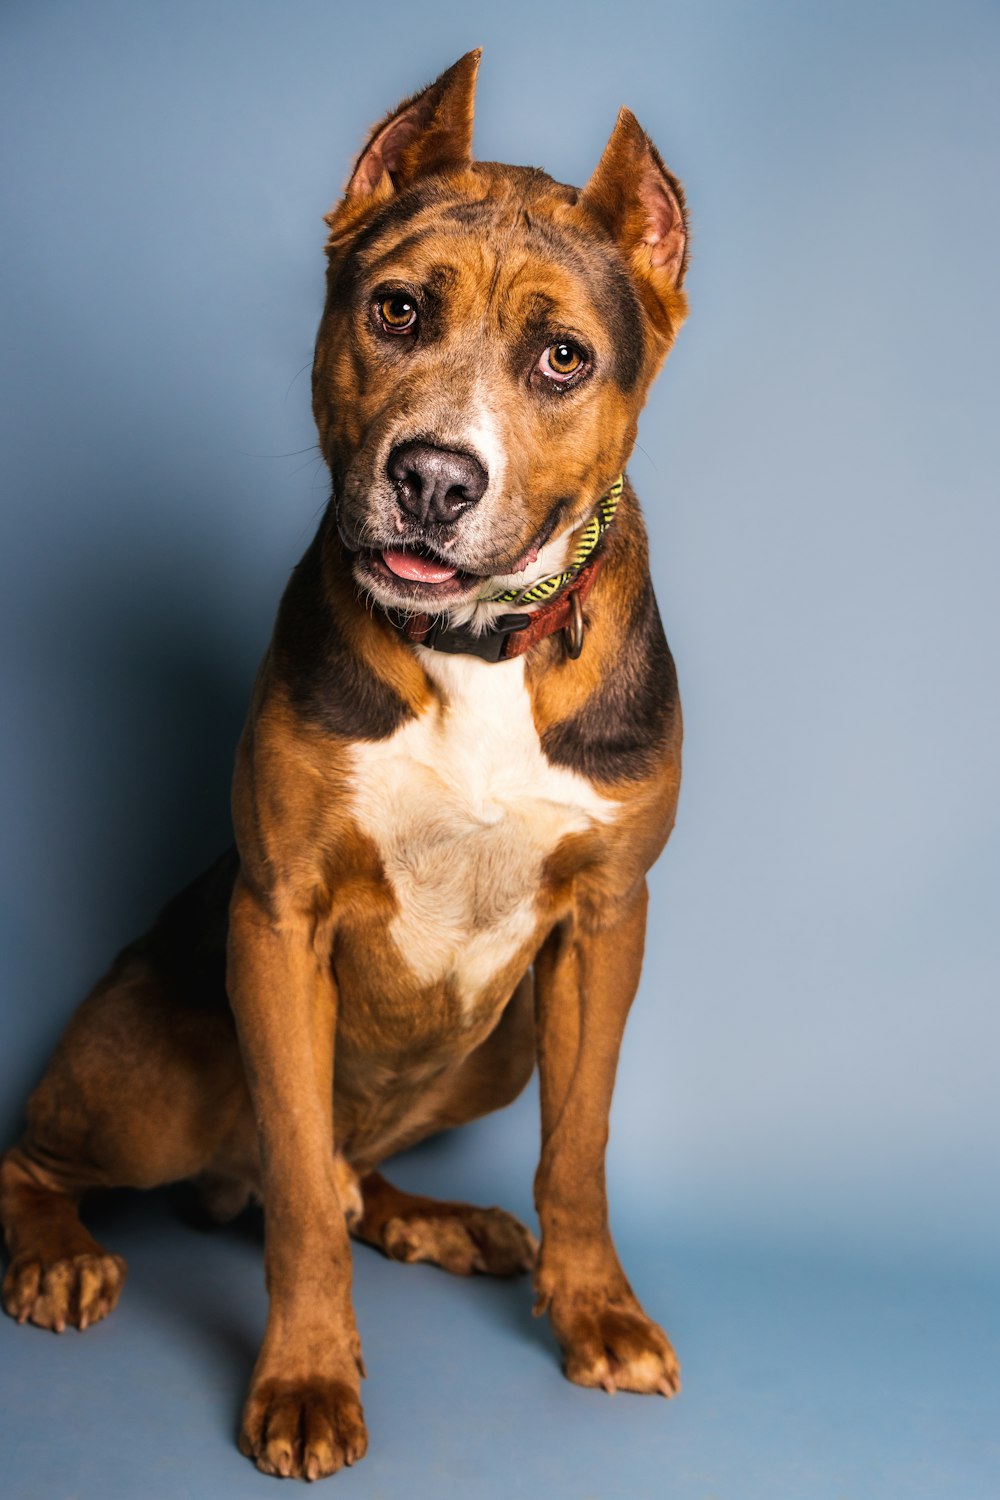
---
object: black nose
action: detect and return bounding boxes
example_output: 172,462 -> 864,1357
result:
387,442 -> 488,527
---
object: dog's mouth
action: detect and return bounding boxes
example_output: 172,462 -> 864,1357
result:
350,515 -> 558,609
355,545 -> 483,603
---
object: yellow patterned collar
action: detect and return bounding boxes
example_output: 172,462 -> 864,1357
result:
485,474 -> 624,605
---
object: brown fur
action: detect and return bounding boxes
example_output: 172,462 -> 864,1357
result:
1,51 -> 691,1479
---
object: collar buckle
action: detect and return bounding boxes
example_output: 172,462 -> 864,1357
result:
417,611 -> 531,663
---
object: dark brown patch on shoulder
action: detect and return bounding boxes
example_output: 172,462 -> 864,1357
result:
541,573 -> 678,783
131,845 -> 239,1011
272,521 -> 413,741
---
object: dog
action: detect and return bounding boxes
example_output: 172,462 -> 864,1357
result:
0,50 -> 690,1480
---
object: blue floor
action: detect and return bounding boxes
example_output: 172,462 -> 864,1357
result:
1,1178 -> 996,1500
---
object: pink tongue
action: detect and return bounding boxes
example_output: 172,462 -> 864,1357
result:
381,549 -> 457,584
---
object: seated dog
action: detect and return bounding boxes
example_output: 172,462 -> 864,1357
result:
1,50 -> 690,1481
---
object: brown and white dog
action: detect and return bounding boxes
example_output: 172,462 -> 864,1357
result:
0,51 -> 690,1480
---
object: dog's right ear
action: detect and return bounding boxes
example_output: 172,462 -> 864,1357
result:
340,50 -> 480,206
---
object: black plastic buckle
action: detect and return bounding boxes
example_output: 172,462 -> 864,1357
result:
418,612 -> 531,663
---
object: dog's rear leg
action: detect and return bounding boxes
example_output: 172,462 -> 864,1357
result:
0,1149 -> 126,1331
353,1171 -> 537,1276
351,972 -> 537,1276
1,950 -> 250,1332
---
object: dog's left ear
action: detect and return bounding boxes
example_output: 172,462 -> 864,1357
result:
344,49 -> 480,203
582,109 -> 689,334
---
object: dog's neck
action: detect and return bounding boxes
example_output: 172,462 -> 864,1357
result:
391,555 -> 604,663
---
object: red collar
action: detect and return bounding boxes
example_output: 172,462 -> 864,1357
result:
390,555 -> 603,663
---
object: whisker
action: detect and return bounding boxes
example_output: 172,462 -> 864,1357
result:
239,444 -> 322,460
284,361 -> 313,403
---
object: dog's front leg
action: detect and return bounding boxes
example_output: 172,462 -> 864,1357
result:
227,874 -> 367,1480
533,881 -> 680,1397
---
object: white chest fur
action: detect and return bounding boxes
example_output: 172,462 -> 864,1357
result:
347,651 -> 618,1012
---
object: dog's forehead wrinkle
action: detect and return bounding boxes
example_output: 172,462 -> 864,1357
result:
348,210 -> 624,361
352,171 -> 538,263
485,255 -> 504,311
344,180 -> 455,261
361,229 -> 439,280
356,179 -> 599,275
428,261 -> 461,295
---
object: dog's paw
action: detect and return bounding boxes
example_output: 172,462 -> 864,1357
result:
545,1290 -> 680,1396
239,1377 -> 368,1480
2,1250 -> 127,1332
382,1206 -> 537,1277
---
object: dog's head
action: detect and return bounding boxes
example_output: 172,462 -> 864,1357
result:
313,50 -> 689,624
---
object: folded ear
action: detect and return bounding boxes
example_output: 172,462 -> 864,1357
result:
345,49 -> 481,202
582,108 -> 689,309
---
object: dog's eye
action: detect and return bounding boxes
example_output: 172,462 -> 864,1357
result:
377,294 -> 418,333
538,342 -> 586,382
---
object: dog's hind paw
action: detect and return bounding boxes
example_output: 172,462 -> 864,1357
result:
2,1249 -> 127,1332
354,1173 -> 538,1277
381,1205 -> 538,1277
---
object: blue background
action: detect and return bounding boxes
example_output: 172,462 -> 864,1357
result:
1,1 -> 998,1496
